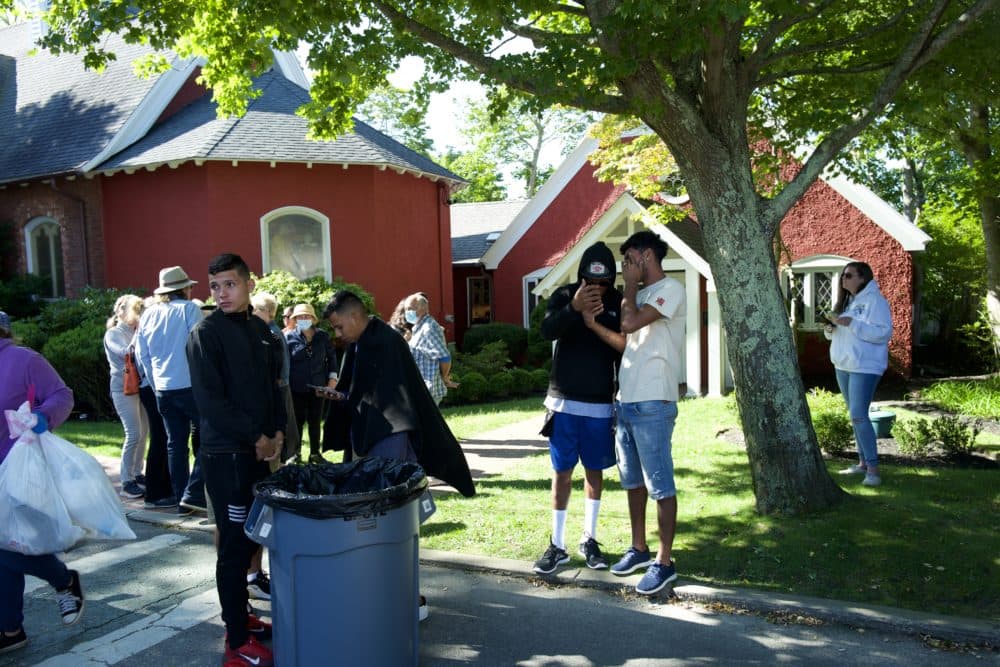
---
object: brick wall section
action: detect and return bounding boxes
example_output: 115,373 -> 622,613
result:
780,179 -> 914,376
0,176 -> 105,296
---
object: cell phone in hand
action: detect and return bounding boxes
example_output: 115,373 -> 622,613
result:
307,384 -> 345,400
824,311 -> 839,325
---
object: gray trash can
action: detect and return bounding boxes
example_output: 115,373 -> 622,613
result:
245,457 -> 432,667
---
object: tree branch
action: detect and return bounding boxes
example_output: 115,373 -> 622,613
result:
370,0 -> 629,114
758,60 -> 895,86
762,0 -> 999,234
750,0 -> 837,68
501,18 -> 592,45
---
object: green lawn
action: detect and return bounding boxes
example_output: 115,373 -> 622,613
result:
421,398 -> 1000,621
57,395 -> 999,620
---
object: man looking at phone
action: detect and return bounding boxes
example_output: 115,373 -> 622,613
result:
187,253 -> 286,667
533,242 -> 623,574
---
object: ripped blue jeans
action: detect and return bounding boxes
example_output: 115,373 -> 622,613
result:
835,369 -> 882,467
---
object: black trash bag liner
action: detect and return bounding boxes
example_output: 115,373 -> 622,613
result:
253,457 -> 428,519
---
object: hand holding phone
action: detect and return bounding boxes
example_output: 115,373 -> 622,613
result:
823,311 -> 839,325
308,384 -> 345,400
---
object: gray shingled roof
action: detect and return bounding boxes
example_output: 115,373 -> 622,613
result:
99,70 -> 464,184
450,200 -> 527,263
0,23 -> 161,185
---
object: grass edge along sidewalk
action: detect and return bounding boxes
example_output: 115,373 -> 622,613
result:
420,397 -> 1000,624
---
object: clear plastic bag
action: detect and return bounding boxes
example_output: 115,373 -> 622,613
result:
0,435 -> 84,555
40,431 -> 136,541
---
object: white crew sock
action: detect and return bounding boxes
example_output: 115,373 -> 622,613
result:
583,498 -> 601,541
552,509 -> 568,549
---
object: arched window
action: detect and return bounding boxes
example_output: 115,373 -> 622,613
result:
260,207 -> 331,281
782,255 -> 852,330
24,217 -> 65,298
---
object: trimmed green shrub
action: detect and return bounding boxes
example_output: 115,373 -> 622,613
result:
462,322 -> 528,360
488,370 -> 514,399
525,298 -> 551,368
252,270 -> 377,321
892,415 -> 981,459
893,418 -> 936,458
42,321 -> 110,417
11,319 -> 46,351
531,368 -> 550,391
508,367 -> 535,395
456,371 -> 488,402
0,274 -> 48,318
806,388 -> 853,455
454,341 -> 510,378
812,411 -> 854,455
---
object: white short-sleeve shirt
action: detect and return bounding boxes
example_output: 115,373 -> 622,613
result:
617,276 -> 685,403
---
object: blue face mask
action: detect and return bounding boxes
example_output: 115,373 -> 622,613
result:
296,318 -> 313,332
404,309 -> 419,325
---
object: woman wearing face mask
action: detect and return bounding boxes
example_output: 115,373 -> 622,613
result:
284,303 -> 339,463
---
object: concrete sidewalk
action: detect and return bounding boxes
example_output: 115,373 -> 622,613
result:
95,418 -> 999,649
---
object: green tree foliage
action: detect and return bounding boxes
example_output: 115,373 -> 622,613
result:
436,148 -> 507,203
35,0 -> 996,514
354,83 -> 435,156
457,91 -> 594,197
251,270 -> 376,320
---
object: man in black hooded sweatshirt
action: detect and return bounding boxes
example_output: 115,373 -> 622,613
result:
187,253 -> 285,667
533,241 -> 623,575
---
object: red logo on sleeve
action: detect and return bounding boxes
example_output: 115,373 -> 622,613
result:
656,297 -> 665,306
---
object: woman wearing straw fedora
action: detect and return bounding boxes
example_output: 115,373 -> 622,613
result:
284,303 -> 339,464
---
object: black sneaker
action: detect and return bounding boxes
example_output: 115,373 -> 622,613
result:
179,497 -> 207,513
56,570 -> 84,625
120,481 -> 145,499
532,541 -> 570,574
134,474 -> 147,489
248,571 -> 271,601
144,496 -> 178,509
578,536 -> 609,570
0,628 -> 28,654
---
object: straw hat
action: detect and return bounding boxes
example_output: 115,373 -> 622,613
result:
154,266 -> 198,295
291,303 -> 317,320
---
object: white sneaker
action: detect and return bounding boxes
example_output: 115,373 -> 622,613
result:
839,464 -> 866,475
862,473 -> 882,487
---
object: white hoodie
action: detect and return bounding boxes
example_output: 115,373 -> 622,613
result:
826,279 -> 893,375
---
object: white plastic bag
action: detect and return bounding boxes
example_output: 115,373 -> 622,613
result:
40,430 -> 136,541
0,424 -> 84,555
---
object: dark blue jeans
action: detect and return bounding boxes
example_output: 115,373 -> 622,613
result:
156,388 -> 205,505
0,550 -> 71,631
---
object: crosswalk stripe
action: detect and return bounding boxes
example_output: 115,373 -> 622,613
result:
31,589 -> 219,667
24,533 -> 188,595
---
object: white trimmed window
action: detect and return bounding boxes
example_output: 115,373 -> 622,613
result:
522,267 -> 549,327
782,255 -> 852,330
260,206 -> 331,281
24,217 -> 65,298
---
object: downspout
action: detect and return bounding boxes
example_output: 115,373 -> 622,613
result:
47,178 -> 91,287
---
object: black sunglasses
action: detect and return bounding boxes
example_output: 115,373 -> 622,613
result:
842,272 -> 857,279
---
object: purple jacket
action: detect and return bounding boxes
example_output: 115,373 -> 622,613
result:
0,338 -> 75,464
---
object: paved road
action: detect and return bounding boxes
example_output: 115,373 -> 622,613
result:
4,520 -> 994,667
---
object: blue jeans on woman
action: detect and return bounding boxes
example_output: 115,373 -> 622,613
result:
835,369 -> 882,467
0,550 -> 71,631
156,388 -> 205,506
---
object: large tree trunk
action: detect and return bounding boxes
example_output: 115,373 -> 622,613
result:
647,121 -> 845,514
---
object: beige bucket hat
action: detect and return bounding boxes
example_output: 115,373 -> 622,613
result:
291,303 -> 317,320
154,266 -> 198,295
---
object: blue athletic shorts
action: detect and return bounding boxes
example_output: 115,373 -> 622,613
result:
548,412 -> 615,472
615,400 -> 678,500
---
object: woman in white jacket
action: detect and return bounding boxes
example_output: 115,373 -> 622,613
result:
824,262 -> 893,487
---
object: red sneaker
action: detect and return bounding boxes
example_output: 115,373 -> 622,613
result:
246,614 -> 272,641
223,635 -> 273,667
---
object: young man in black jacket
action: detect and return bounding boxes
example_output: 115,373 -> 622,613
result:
533,241 -> 623,574
187,253 -> 285,667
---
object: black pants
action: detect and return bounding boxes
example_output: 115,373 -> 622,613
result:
291,391 -> 325,455
139,384 -> 172,502
202,451 -> 270,648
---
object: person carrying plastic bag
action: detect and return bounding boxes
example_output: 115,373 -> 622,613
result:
0,311 -> 133,655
